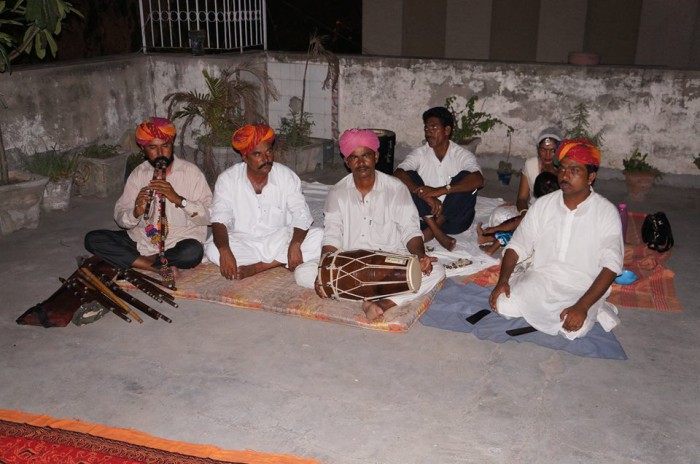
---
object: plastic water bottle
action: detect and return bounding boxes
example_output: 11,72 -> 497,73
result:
618,203 -> 628,243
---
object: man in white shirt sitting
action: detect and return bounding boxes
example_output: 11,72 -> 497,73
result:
489,139 -> 624,340
394,107 -> 484,251
294,129 -> 445,321
204,124 -> 322,280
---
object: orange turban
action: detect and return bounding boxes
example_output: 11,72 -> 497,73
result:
135,117 -> 176,146
556,138 -> 601,167
232,124 -> 275,155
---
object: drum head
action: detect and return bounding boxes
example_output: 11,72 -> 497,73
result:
406,256 -> 422,292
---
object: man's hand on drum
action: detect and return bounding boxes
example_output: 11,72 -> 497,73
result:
418,255 -> 437,275
287,241 -> 303,271
218,247 -> 239,280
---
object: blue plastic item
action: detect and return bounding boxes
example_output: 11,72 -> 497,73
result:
614,270 -> 638,285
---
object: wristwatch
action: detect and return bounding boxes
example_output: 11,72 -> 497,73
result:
178,197 -> 188,208
444,183 -> 452,192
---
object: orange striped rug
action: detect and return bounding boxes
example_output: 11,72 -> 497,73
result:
0,409 -> 320,464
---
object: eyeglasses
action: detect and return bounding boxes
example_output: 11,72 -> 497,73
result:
345,152 -> 375,163
558,165 -> 585,177
424,124 -> 443,132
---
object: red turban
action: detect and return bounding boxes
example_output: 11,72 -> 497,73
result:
135,117 -> 176,146
232,124 -> 275,155
556,138 -> 601,167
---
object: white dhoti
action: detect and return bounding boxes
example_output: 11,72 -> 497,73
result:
205,227 -> 323,267
496,264 -> 620,340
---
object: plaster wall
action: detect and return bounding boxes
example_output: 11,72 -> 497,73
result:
1,52 -> 698,181
338,55 -> 700,177
0,56 -> 152,163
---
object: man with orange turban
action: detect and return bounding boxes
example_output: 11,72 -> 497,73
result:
488,138 -> 624,340
85,117 -> 212,278
204,124 -> 322,280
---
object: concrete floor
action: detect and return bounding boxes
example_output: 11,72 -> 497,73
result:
1,161 -> 699,464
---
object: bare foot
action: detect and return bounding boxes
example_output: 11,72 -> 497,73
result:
237,261 -> 283,280
436,234 -> 457,251
479,242 -> 501,256
476,223 -> 488,245
362,301 -> 385,322
237,263 -> 263,279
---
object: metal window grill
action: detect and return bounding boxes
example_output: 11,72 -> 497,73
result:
138,0 -> 267,53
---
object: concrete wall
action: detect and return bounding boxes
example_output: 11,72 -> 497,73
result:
0,56 -> 152,163
1,52 -> 698,183
338,55 -> 700,179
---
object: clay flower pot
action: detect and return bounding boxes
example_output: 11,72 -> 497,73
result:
624,171 -> 656,202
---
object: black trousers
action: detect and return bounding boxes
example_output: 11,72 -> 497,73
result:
84,229 -> 203,270
405,170 -> 478,234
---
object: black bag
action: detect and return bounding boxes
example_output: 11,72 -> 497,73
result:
642,212 -> 674,252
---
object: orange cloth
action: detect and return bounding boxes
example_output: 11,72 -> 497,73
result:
556,138 -> 601,167
232,124 -> 275,155
135,117 -> 176,145
0,409 -> 321,464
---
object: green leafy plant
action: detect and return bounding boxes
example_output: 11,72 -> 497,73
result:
22,147 -> 80,182
623,149 -> 662,177
0,0 -> 83,186
445,95 -> 513,143
564,103 -> 604,147
164,63 -> 278,184
279,104 -> 314,147
693,154 -> 700,169
279,33 -> 339,148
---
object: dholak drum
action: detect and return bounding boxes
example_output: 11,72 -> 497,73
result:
317,249 -> 422,301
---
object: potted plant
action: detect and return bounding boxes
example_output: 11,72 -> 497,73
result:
277,33 -> 338,174
623,149 -> 661,202
445,95 -> 513,154
0,1 -> 81,234
564,103 -> 605,147
23,148 -> 81,211
73,144 -> 129,198
164,63 -> 278,186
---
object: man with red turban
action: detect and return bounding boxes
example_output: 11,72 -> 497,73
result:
488,139 -> 624,340
294,129 -> 445,322
204,124 -> 322,280
85,117 -> 212,278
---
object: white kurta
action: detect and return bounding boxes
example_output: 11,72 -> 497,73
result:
521,157 -> 540,207
397,141 -> 481,201
295,171 -> 445,306
496,189 -> 624,340
205,162 -> 321,265
115,157 -> 212,255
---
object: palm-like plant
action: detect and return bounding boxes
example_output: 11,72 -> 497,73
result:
0,0 -> 83,185
280,33 -> 339,147
164,62 -> 278,184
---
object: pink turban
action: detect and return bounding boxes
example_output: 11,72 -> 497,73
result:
135,117 -> 176,146
339,129 -> 380,158
232,124 -> 275,155
556,138 -> 601,167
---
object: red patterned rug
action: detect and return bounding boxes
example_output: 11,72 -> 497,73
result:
0,410 -> 320,464
460,211 -> 681,312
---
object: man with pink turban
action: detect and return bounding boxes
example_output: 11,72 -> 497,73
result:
85,117 -> 212,277
204,124 -> 322,280
294,129 -> 445,322
488,139 -> 624,340
394,106 -> 484,251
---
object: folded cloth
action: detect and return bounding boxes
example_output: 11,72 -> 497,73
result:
420,280 -> 627,360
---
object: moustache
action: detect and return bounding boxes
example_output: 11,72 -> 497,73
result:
260,162 -> 273,168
